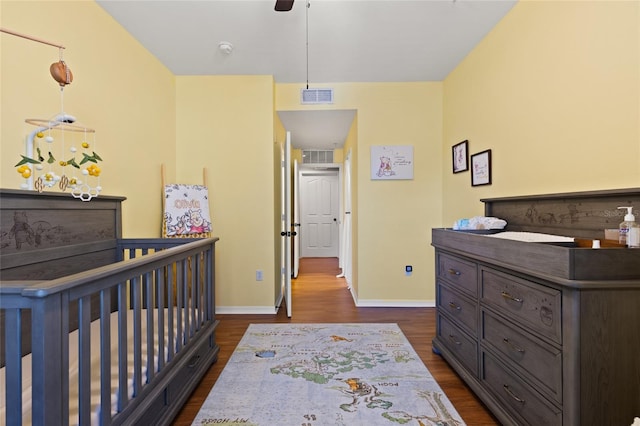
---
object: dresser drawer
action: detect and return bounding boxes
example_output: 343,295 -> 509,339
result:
438,281 -> 478,334
437,253 -> 478,296
481,350 -> 562,426
480,268 -> 561,344
481,309 -> 562,403
437,313 -> 478,376
168,332 -> 217,402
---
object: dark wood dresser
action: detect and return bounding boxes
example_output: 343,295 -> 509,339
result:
432,188 -> 640,426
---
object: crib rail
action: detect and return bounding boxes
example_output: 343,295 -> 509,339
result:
0,237 -> 218,426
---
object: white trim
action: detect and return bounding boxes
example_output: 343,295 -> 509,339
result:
354,300 -> 436,308
216,306 -> 278,315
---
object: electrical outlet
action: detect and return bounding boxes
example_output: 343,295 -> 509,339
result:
256,270 -> 263,281
405,265 -> 412,276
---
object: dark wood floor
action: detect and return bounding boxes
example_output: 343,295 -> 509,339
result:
173,257 -> 499,425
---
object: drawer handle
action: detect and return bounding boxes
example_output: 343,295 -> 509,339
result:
501,291 -> 523,304
448,302 -> 462,311
447,268 -> 461,276
502,337 -> 525,354
448,334 -> 462,345
503,384 -> 526,404
187,354 -> 201,369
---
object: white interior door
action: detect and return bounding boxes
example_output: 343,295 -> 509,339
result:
300,171 -> 340,258
337,151 -> 352,285
278,144 -> 286,310
282,132 -> 292,317
293,159 -> 300,278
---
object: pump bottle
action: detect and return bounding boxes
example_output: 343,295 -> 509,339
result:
618,206 -> 639,247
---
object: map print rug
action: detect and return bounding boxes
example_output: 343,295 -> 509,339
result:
193,323 -> 465,426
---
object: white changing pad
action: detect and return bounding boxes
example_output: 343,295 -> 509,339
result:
486,231 -> 575,243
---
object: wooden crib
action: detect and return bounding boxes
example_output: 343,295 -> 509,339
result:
0,189 -> 220,425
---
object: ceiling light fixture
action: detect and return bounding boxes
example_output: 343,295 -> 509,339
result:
218,41 -> 233,54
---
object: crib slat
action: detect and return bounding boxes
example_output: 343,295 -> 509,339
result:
78,295 -> 92,425
190,255 -> 196,336
167,263 -> 175,360
117,282 -> 128,413
176,261 -> 184,352
144,271 -> 155,383
182,258 -> 189,345
196,254 -> 203,327
61,292 -> 70,425
132,276 -> 142,396
4,308 -> 22,424
30,296 -> 64,424
100,289 -> 112,425
156,267 -> 165,371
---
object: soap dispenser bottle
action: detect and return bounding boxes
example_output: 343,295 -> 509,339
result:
618,206 -> 639,247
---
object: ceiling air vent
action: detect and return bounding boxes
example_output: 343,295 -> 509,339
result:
301,88 -> 334,105
302,150 -> 334,164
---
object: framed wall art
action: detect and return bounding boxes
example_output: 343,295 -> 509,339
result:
452,140 -> 469,173
471,149 -> 492,186
370,145 -> 414,180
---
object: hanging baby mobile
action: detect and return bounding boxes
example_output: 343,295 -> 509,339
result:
10,29 -> 103,201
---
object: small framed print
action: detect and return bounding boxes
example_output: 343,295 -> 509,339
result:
471,149 -> 492,186
452,140 -> 469,173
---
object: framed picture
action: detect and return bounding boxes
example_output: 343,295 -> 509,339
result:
452,140 -> 469,173
370,145 -> 414,180
471,149 -> 492,186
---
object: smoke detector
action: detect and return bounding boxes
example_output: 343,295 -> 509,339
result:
218,41 -> 233,54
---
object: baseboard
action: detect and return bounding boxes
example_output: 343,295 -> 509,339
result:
216,306 -> 278,314
216,300 -> 435,313
354,299 -> 435,308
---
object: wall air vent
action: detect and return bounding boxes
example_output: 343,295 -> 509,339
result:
301,88 -> 334,105
302,149 -> 334,164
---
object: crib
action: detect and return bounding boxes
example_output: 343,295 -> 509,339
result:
0,189 -> 220,425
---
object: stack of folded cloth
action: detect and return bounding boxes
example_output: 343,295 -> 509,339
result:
453,216 -> 507,230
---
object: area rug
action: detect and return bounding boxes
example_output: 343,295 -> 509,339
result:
193,323 -> 465,425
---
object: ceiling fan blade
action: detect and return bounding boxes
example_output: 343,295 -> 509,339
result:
275,0 -> 294,12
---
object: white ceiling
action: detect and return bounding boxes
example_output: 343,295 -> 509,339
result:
97,0 -> 516,149
278,109 -> 356,150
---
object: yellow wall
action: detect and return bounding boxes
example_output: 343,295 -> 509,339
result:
176,76 -> 276,311
443,0 -> 640,225
3,1 -> 637,310
277,82 -> 443,305
1,0 -> 176,237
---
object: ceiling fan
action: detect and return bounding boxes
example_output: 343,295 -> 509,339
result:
274,0 -> 294,12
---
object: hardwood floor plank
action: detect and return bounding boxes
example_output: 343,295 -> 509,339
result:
172,257 -> 499,425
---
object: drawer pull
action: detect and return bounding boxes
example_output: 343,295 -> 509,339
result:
503,384 -> 526,404
502,337 -> 525,354
187,354 -> 201,369
447,268 -> 461,276
448,302 -> 462,311
448,334 -> 462,345
501,291 -> 523,304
